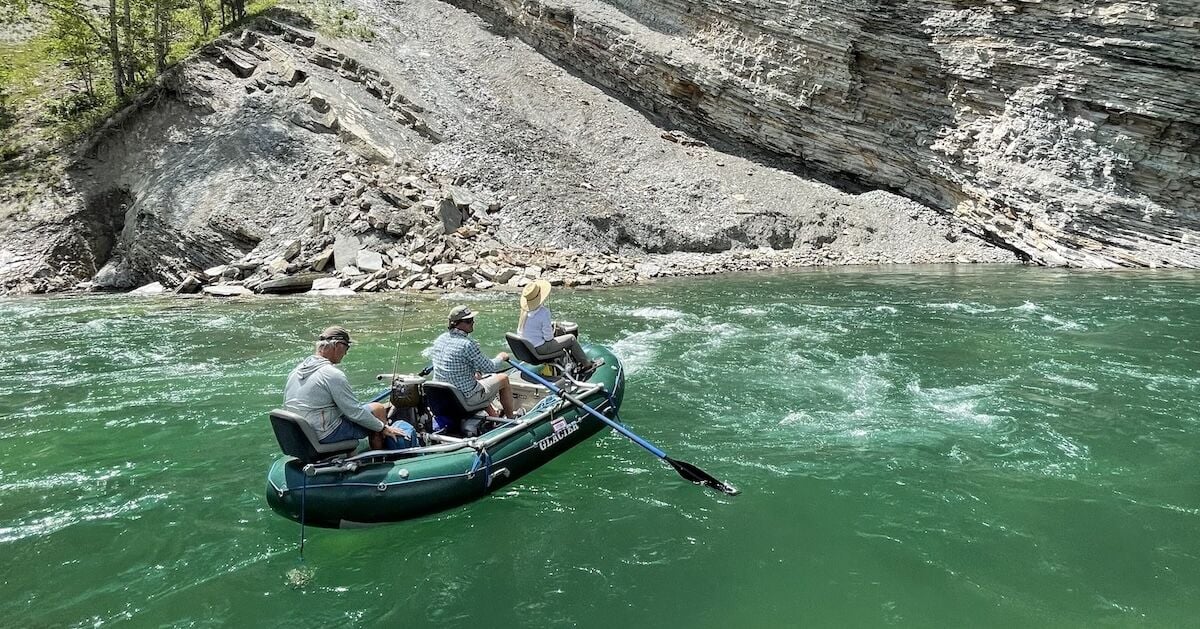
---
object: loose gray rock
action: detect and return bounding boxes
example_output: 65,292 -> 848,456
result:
282,239 -> 302,262
333,235 -> 361,271
310,277 -> 343,290
308,247 -> 335,272
356,250 -> 384,273
130,282 -> 165,295
175,275 -> 204,295
203,285 -> 253,297
437,198 -> 465,234
256,273 -> 325,294
307,287 -> 357,296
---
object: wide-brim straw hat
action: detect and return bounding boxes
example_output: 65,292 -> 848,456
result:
520,279 -> 552,311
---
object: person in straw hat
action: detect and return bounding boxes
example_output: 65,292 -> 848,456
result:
430,305 -> 518,419
517,279 -> 600,375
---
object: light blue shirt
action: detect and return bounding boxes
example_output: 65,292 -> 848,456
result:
430,329 -> 503,396
521,306 -> 554,346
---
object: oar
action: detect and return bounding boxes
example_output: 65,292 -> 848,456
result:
506,360 -> 739,496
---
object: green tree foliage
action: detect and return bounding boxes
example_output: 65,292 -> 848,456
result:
46,0 -> 105,104
2,0 -> 128,103
0,0 -> 274,145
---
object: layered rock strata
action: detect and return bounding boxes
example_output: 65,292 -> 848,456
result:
0,9 -> 1013,295
447,0 -> 1200,267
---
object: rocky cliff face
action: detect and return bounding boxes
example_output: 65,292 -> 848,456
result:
447,0 -> 1199,267
0,20 -> 450,294
0,2 -> 1018,295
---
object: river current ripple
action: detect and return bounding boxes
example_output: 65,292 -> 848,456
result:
0,266 -> 1197,627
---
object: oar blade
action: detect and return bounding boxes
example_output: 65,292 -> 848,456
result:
505,359 -> 739,496
666,457 -> 740,496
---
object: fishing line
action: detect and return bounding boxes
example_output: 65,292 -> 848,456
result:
390,294 -> 410,384
299,469 -> 307,558
284,467 -> 315,590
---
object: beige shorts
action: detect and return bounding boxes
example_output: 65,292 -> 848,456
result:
464,373 -> 504,406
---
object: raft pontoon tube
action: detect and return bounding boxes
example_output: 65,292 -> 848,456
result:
265,345 -> 623,528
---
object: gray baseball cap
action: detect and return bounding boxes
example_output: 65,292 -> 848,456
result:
448,305 -> 477,324
318,326 -> 352,344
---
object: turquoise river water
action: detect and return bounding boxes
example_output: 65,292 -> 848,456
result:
0,266 -> 1197,627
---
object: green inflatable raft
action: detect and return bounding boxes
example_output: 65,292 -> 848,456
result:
265,345 -> 624,528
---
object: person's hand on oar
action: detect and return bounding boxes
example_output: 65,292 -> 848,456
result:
507,359 -> 739,496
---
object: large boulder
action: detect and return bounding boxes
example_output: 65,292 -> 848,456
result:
310,276 -> 343,290
333,235 -> 361,271
356,250 -> 384,273
255,273 -> 326,294
437,197 -> 465,234
203,284 -> 253,297
130,282 -> 165,295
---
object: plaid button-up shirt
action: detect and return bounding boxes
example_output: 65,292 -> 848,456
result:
430,329 -> 503,396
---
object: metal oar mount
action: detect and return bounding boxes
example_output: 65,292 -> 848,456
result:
506,360 -> 740,496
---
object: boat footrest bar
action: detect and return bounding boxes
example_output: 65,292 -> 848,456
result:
427,433 -> 468,445
304,462 -> 359,476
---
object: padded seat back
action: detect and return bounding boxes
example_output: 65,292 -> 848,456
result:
269,409 -> 358,463
505,333 -> 565,365
422,381 -> 492,422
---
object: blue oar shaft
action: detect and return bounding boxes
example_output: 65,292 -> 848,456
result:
506,360 -> 667,460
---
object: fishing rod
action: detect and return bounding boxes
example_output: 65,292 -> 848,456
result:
389,294 -> 408,382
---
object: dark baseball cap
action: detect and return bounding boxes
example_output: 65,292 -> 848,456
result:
318,326 -> 352,344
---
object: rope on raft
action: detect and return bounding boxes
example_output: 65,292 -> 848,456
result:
468,444 -> 493,488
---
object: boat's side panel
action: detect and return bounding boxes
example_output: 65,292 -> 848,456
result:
476,400 -> 609,492
267,457 -> 487,527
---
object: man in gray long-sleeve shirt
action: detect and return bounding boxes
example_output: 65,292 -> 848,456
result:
284,326 -> 413,451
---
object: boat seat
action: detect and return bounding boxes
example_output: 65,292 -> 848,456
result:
269,409 -> 358,464
505,333 -> 566,365
422,381 -> 492,423
506,333 -> 571,383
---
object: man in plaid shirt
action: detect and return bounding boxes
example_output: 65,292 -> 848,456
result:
430,305 -> 517,418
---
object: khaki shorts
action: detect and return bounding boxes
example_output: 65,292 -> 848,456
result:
464,373 -> 504,406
